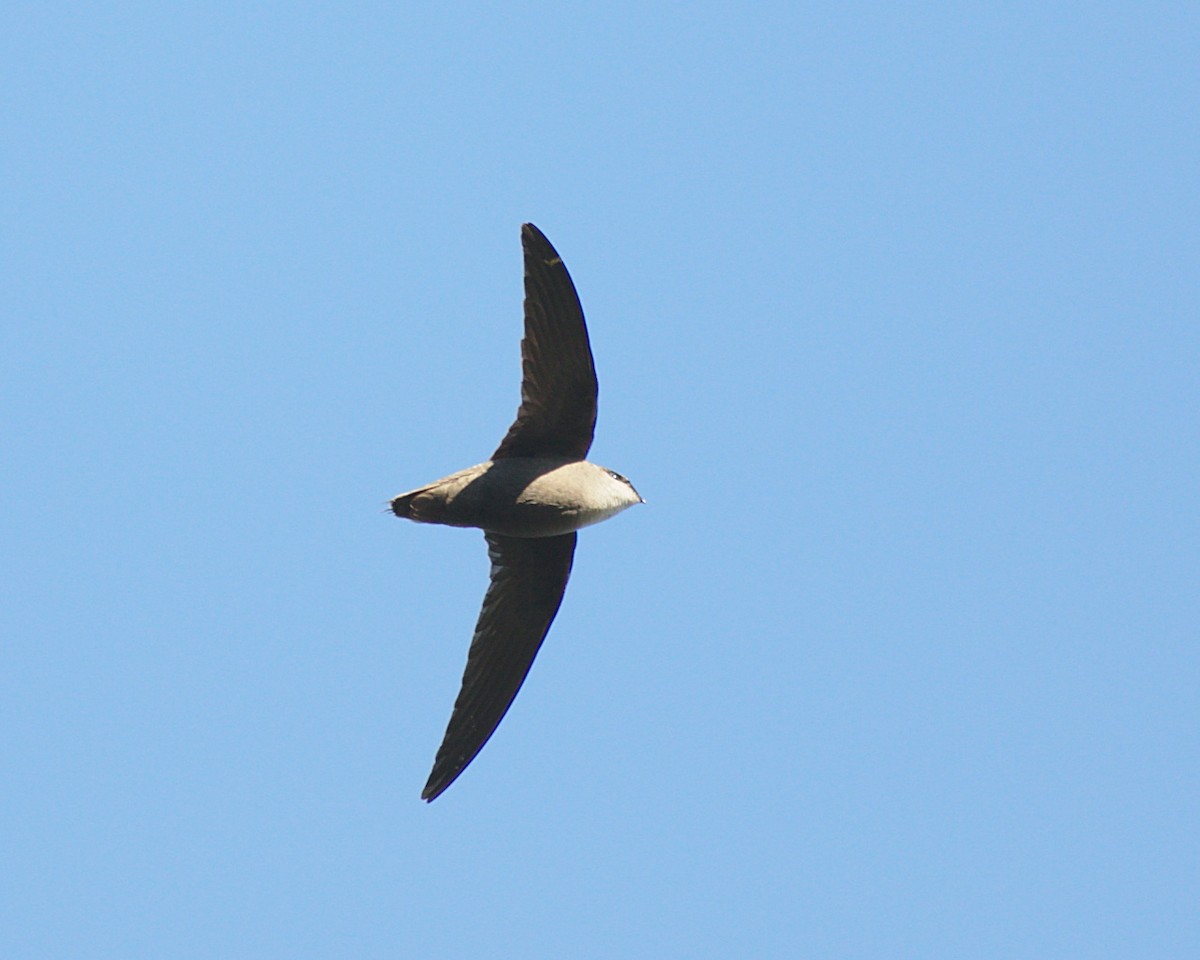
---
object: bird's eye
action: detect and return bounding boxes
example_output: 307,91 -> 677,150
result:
607,470 -> 628,484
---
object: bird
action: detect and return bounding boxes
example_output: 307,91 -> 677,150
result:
391,223 -> 643,802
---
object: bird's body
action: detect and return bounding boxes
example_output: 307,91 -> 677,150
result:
392,457 -> 641,539
391,223 -> 641,801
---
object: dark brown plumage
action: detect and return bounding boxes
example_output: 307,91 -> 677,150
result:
392,223 -> 641,802
421,532 -> 577,801
491,224 -> 598,461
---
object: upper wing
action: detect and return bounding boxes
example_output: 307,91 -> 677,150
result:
421,531 -> 578,801
491,224 -> 598,461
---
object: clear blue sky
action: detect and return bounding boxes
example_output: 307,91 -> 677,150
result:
3,3 -> 1196,957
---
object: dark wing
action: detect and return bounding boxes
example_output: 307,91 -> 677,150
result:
491,223 -> 598,461
421,531 -> 577,801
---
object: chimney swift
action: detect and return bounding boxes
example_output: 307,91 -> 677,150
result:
391,223 -> 642,801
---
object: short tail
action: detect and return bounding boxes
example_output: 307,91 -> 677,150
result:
390,490 -> 419,519
390,487 -> 446,524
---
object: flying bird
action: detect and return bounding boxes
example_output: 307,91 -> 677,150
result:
391,223 -> 643,801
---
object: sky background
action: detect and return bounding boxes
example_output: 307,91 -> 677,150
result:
3,3 -> 1197,958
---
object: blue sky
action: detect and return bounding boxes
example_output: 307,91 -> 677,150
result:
3,2 -> 1197,957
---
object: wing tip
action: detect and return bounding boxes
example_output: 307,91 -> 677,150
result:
421,759 -> 466,802
521,222 -> 556,256
420,784 -> 442,803
420,764 -> 453,802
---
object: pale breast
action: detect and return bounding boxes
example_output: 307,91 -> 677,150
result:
442,459 -> 635,537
